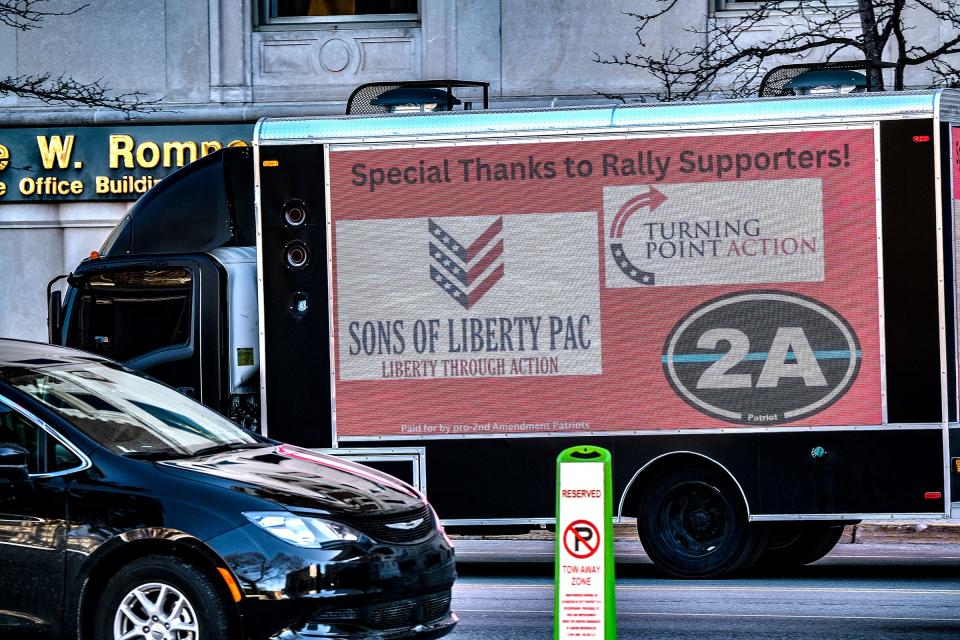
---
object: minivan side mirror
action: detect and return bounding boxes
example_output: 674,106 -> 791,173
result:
0,444 -> 30,484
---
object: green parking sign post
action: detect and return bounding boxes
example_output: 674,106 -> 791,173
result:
555,445 -> 615,640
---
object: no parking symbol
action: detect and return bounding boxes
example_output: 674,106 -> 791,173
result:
563,519 -> 600,559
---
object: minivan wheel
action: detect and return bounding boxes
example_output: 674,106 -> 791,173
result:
637,466 -> 767,578
94,555 -> 235,640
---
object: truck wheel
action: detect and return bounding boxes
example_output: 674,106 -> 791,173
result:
94,555 -> 235,640
756,523 -> 845,569
637,466 -> 766,578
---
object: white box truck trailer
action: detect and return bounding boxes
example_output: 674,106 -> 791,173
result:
54,90 -> 960,577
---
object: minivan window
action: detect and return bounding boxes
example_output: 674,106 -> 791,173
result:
5,363 -> 261,458
0,402 -> 43,473
0,401 -> 81,473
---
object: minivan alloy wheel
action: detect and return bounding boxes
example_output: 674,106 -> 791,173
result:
113,582 -> 199,640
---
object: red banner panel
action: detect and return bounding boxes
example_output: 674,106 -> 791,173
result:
327,128 -> 881,437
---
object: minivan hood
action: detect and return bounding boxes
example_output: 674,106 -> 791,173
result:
159,444 -> 424,515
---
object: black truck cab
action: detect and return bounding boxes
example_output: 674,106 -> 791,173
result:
55,148 -> 260,428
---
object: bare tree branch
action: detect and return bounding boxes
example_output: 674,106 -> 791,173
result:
0,73 -> 161,116
930,57 -> 960,88
0,0 -> 87,30
0,2 -> 162,114
596,1 -> 960,101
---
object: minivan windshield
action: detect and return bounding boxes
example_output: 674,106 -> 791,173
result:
5,361 -> 263,458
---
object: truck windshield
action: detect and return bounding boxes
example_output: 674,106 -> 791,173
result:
66,268 -> 193,363
4,361 -> 263,458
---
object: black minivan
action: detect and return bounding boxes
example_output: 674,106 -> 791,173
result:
0,339 -> 457,640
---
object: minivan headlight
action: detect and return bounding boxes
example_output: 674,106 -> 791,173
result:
244,512 -> 360,547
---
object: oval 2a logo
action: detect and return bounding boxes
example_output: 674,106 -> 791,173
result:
662,291 -> 862,425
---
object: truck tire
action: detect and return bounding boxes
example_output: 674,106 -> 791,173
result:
94,555 -> 235,640
756,523 -> 845,569
637,465 -> 766,578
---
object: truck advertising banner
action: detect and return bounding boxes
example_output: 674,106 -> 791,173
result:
328,128 -> 881,438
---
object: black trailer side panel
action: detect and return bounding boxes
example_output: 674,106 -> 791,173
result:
952,427 -> 960,501
755,429 -> 944,514
258,143 -> 333,447
372,428 -> 944,522
941,122 -> 958,424
880,119 -> 942,423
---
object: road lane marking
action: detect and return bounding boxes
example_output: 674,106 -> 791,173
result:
455,584 -> 960,596
454,609 -> 960,623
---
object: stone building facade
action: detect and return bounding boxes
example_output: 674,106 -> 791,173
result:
0,0 -> 953,340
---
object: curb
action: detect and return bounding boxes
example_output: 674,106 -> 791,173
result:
845,521 -> 960,544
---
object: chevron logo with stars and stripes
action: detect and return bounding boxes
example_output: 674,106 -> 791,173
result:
428,217 -> 505,309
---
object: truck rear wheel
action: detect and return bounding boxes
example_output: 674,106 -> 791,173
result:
756,523 -> 845,569
637,465 -> 766,578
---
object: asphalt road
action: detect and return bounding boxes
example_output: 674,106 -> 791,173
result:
448,541 -> 960,639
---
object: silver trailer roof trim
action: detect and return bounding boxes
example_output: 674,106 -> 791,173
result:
257,90 -> 960,144
939,88 -> 960,120
257,106 -> 615,143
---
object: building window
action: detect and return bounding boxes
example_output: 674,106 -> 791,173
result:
262,0 -> 419,26
714,0 -> 857,11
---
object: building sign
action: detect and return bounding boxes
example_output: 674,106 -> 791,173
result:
0,123 -> 253,202
327,127 -> 881,438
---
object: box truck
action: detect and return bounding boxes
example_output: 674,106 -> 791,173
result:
52,90 -> 960,577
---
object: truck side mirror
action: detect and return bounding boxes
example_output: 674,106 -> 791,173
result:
46,273 -> 69,345
48,289 -> 62,344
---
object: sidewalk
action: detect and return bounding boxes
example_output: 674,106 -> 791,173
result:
450,521 -> 960,566
450,520 -> 960,545
842,520 -> 960,544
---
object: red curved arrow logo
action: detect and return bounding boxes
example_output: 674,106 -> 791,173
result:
609,186 -> 667,239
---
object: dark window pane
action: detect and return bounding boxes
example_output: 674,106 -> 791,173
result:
0,404 -> 42,473
67,269 -> 192,363
275,0 -> 417,17
46,438 -> 81,473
